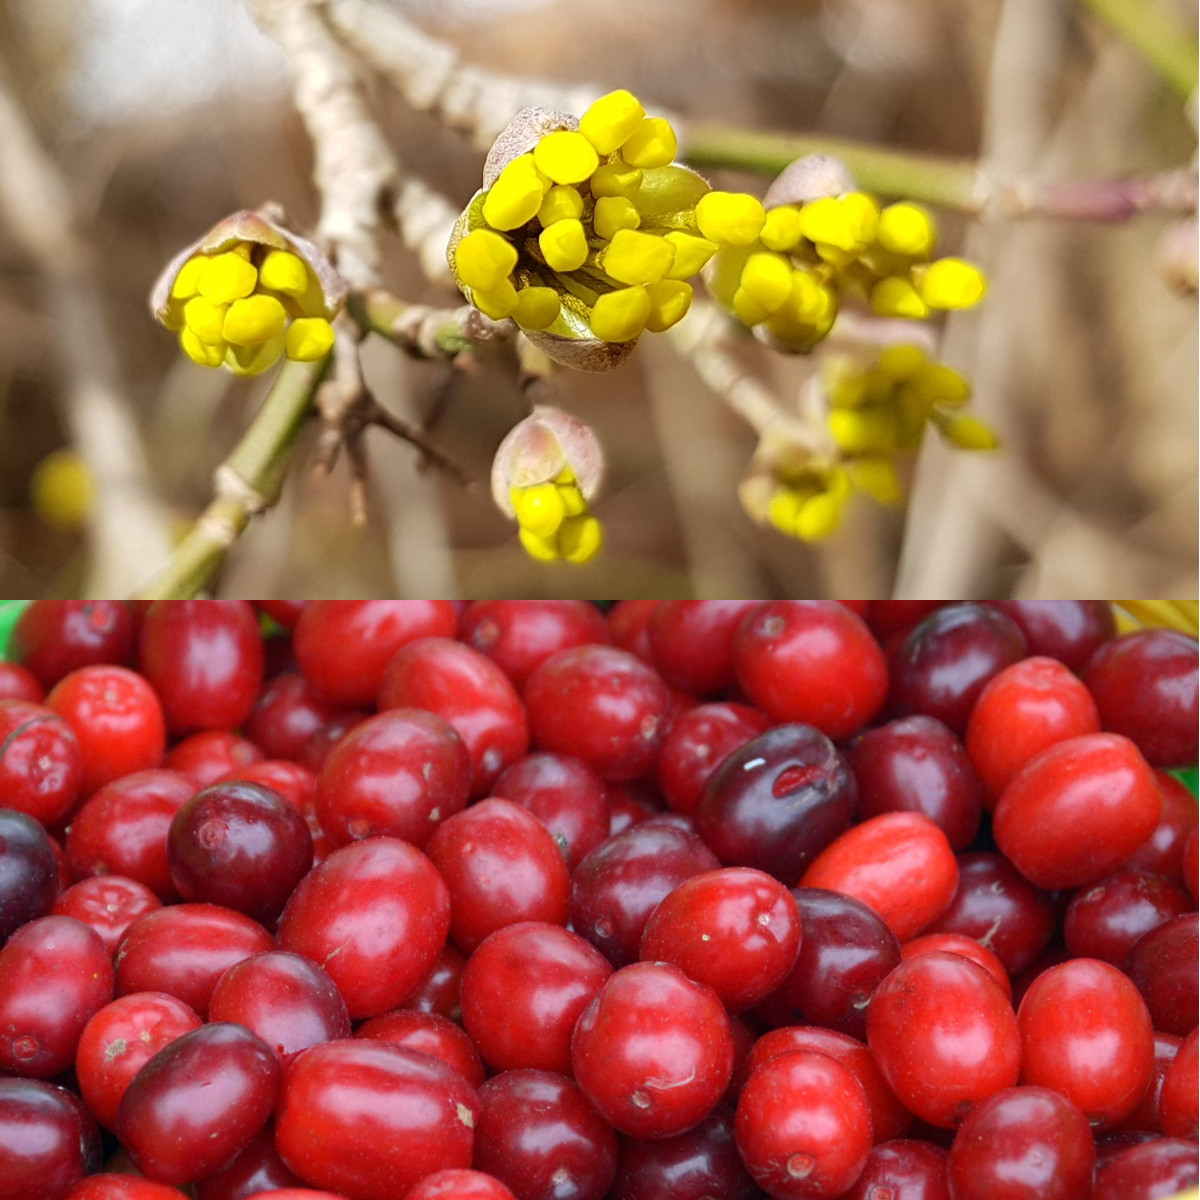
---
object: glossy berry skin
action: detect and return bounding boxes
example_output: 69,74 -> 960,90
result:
993,734 -> 1162,889
845,716 -> 982,851
116,1022 -> 280,1186
273,1039 -> 479,1200
1017,958 -> 1154,1127
114,903 -> 273,1019
208,951 -> 351,1065
1159,1026 -> 1198,1139
426,798 -> 571,954
162,730 -> 264,789
0,915 -> 114,1078
1083,629 -> 1199,767
887,604 -> 1028,736
244,672 -> 343,764
733,601 -> 888,740
639,867 -> 801,1012
379,638 -> 529,796
900,933 -> 1010,1000
964,656 -> 1101,806
646,600 -> 759,696
524,645 -> 671,782
946,1086 -> 1095,1200
74,991 -> 202,1130
754,887 -> 901,1041
989,600 -> 1115,672
276,837 -> 451,1019
656,702 -> 771,817
0,807 -> 59,942
52,875 -> 161,956
838,1139 -> 948,1200
46,666 -> 166,797
459,600 -> 611,690
11,600 -> 135,690
492,752 -> 611,871
62,1176 -> 189,1200
572,962 -> 734,1139
356,1009 -> 485,1088
403,942 -> 468,1022
192,1123 -> 303,1200
0,700 -> 83,827
315,709 -> 471,850
473,1069 -> 619,1200
0,1078 -> 101,1200
1090,1137 -> 1199,1200
138,601 -> 264,735
1127,771 -> 1198,888
1062,868 -> 1191,966
1122,912 -> 1199,1036
167,781 -> 313,925
65,769 -> 196,902
459,921 -> 612,1075
694,724 -> 856,884
404,1169 -> 518,1200
0,662 -> 43,703
293,600 -> 458,708
924,852 -> 1056,976
800,812 -> 958,942
734,1050 -> 873,1200
569,821 -> 719,968
217,759 -> 317,816
867,952 -> 1021,1128
744,1025 -> 911,1144
612,1104 -> 757,1200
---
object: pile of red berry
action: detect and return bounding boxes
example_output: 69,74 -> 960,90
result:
0,599 -> 1196,1200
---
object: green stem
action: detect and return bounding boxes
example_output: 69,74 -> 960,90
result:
683,123 -> 984,211
135,357 -> 328,599
1077,0 -> 1198,98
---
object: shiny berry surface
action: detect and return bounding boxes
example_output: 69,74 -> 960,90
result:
12,601 -> 135,691
0,807 -> 59,942
51,875 -> 161,956
0,1077 -> 100,1200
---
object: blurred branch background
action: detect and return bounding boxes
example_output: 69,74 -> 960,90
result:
0,0 -> 1195,598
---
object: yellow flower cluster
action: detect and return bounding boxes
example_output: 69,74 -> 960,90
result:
705,192 -> 988,351
162,244 -> 336,376
510,467 -> 603,563
452,90 -> 716,348
761,344 -> 998,542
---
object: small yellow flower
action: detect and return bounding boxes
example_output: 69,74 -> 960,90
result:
449,93 -> 717,370
30,449 -> 94,529
491,406 -> 605,564
151,208 -> 346,376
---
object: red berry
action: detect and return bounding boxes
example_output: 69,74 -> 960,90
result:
12,601 -> 135,691
0,700 -> 83,827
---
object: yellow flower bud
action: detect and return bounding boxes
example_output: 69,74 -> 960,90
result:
936,412 -> 999,450
828,408 -> 898,455
578,89 -> 646,155
559,514 -> 603,563
795,491 -> 844,540
660,232 -> 717,281
870,276 -> 930,319
183,296 -> 229,344
732,287 -> 771,327
644,279 -> 693,332
912,361 -> 971,406
590,161 -> 643,200
180,326 -> 225,367
455,229 -> 519,292
877,202 -> 938,257
538,185 -> 585,226
739,252 -> 793,314
601,229 -> 675,286
875,343 -> 928,380
482,154 -> 550,231
539,219 -> 590,272
918,258 -> 988,309
170,255 -> 207,300
223,294 -> 288,346
225,332 -> 286,377
259,250 -> 311,297
514,482 -> 567,538
695,191 -> 766,246
618,117 -> 677,169
590,285 -> 652,342
472,278 -> 519,320
760,206 -> 804,252
511,286 -> 561,331
555,478 -> 587,515
768,488 -> 804,536
847,457 -> 903,504
533,131 -> 601,186
519,526 -> 560,562
30,449 -> 93,529
285,317 -> 336,362
197,252 -> 258,305
593,196 -> 641,241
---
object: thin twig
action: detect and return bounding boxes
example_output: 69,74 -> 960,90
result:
135,357 -> 329,599
347,288 -> 512,358
1076,0 -> 1199,99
